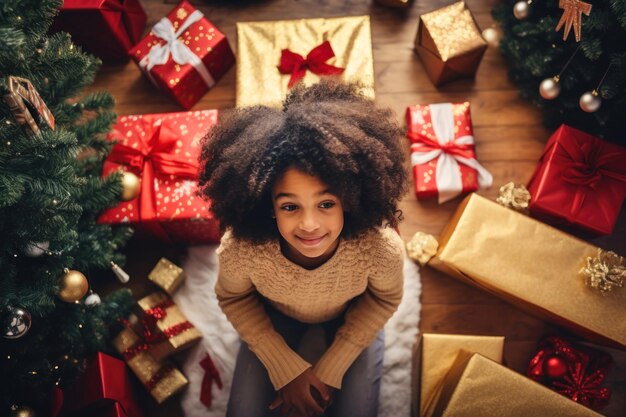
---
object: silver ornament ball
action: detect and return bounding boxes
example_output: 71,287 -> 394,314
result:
579,91 -> 602,113
84,292 -> 102,306
539,77 -> 561,100
2,306 -> 32,339
513,0 -> 530,20
481,27 -> 501,47
24,241 -> 50,257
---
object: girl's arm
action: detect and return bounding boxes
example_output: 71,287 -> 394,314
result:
312,228 -> 405,389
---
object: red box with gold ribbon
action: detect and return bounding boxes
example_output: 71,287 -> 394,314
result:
97,110 -> 220,244
527,124 -> 626,235
406,102 -> 492,203
59,352 -> 145,417
129,0 -> 235,109
50,0 -> 147,64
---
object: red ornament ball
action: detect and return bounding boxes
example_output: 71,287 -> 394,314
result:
544,356 -> 568,379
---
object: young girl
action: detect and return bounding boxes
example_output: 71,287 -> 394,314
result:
198,81 -> 408,417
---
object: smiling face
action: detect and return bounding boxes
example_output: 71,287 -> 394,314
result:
271,167 -> 344,267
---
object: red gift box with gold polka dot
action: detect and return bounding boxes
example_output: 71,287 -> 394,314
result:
129,0 -> 235,109
406,102 -> 492,204
98,110 -> 220,244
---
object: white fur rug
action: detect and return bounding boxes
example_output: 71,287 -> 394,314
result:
174,245 -> 421,417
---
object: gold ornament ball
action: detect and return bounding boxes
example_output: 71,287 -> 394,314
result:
9,406 -> 36,417
482,27 -> 501,47
58,269 -> 89,303
513,0 -> 530,20
579,91 -> 602,113
120,171 -> 141,201
539,77 -> 561,100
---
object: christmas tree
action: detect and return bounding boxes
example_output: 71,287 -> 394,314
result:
493,0 -> 626,144
0,0 -> 134,413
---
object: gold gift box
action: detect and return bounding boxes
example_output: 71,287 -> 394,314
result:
428,193 -> 626,348
148,258 -> 185,295
411,333 -> 504,417
112,327 -> 188,404
414,2 -> 487,86
431,351 -> 602,417
137,292 -> 202,361
236,15 -> 375,107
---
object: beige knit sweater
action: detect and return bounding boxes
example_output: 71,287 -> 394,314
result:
215,226 -> 405,390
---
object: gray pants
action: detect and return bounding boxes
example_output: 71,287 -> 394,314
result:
226,303 -> 384,417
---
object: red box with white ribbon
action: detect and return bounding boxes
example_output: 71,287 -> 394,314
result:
129,0 -> 235,109
406,102 -> 492,203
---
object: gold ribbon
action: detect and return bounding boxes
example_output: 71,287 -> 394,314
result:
406,232 -> 439,265
496,182 -> 531,212
580,249 -> 625,295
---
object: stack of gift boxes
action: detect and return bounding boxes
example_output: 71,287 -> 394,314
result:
50,0 -> 626,414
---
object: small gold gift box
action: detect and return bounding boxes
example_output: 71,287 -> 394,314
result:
428,193 -> 626,348
112,327 -> 188,404
236,15 -> 375,107
411,333 -> 504,417
148,258 -> 185,295
136,292 -> 202,361
430,351 -> 602,416
414,2 -> 487,86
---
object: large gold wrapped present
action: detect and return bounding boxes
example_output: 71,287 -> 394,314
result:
411,333 -> 505,417
431,352 -> 602,417
428,193 -> 626,348
112,327 -> 188,404
414,2 -> 487,86
236,16 -> 374,107
137,292 -> 202,361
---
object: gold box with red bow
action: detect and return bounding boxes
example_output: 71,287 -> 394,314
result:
527,124 -> 626,236
430,352 -> 603,417
414,1 -> 487,86
427,193 -> 626,348
406,102 -> 492,203
129,0 -> 235,109
135,292 -> 202,362
236,15 -> 375,107
50,0 -> 147,64
411,333 -> 505,417
112,326 -> 188,404
97,110 -> 221,244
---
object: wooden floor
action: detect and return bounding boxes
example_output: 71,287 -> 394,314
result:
87,0 -> 626,415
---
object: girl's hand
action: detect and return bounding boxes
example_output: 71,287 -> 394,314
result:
269,369 -> 330,416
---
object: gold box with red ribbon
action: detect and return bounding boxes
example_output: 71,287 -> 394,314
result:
97,110 -> 220,244
406,102 -> 492,203
130,0 -> 235,109
112,326 -> 188,404
527,124 -> 626,236
236,15 -> 375,107
135,291 -> 202,362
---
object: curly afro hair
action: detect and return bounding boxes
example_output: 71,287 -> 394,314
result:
198,80 -> 408,243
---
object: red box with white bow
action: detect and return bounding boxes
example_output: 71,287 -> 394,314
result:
98,110 -> 220,244
129,0 -> 235,109
406,102 -> 492,203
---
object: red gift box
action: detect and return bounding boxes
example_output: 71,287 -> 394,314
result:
130,0 -> 235,109
406,102 -> 492,203
50,0 -> 147,64
59,352 -> 145,417
98,110 -> 221,244
527,124 -> 626,235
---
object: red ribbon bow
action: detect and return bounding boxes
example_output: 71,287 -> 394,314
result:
527,336 -> 612,410
407,131 -> 476,159
108,123 -> 200,221
277,41 -> 345,88
199,352 -> 223,408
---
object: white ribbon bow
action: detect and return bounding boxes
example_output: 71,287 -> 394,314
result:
410,103 -> 493,204
139,10 -> 215,88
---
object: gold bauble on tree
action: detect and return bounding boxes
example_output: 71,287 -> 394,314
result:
58,269 -> 89,303
120,171 -> 140,201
